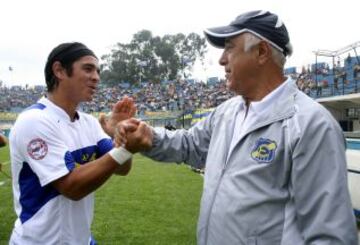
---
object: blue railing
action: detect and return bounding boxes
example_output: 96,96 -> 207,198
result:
307,79 -> 360,99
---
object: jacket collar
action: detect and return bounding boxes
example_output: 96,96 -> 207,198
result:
241,77 -> 297,134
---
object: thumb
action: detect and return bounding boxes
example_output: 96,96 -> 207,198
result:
119,119 -> 140,133
127,118 -> 141,126
99,114 -> 107,129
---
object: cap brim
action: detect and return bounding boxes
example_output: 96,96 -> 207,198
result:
204,26 -> 288,56
204,26 -> 245,48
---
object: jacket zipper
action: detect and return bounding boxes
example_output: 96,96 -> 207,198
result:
203,113 -> 294,244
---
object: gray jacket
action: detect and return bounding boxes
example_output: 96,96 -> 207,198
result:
143,80 -> 358,245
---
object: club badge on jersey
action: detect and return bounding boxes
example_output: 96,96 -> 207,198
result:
27,138 -> 48,160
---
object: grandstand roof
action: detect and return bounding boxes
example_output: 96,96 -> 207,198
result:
317,93 -> 360,110
313,41 -> 360,57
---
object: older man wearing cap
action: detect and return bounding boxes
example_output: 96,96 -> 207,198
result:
8,42 -> 150,244
117,10 -> 358,245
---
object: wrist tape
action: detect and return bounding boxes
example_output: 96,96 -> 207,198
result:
109,147 -> 132,165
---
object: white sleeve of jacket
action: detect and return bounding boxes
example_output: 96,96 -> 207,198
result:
141,110 -> 214,168
291,112 -> 358,244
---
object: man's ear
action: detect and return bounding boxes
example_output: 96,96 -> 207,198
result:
52,61 -> 67,80
257,41 -> 272,65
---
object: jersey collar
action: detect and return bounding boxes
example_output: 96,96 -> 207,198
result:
39,97 -> 80,122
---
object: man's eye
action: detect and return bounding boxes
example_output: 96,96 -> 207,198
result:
225,44 -> 233,50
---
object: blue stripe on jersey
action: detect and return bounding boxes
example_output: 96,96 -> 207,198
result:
70,139 -> 112,165
25,103 -> 46,111
18,142 -> 109,224
64,151 -> 76,171
97,138 -> 113,157
19,162 -> 60,224
71,145 -> 98,165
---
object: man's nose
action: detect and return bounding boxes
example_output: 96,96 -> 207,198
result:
219,51 -> 227,66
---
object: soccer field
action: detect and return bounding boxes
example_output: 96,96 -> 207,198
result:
0,145 -> 203,244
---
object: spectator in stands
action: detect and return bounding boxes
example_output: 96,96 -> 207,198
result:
117,10 -> 358,244
346,53 -> 352,64
334,76 -> 339,90
9,42 -> 140,244
0,131 -> 6,147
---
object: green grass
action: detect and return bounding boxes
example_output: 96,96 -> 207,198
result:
0,147 -> 203,244
0,145 -> 15,244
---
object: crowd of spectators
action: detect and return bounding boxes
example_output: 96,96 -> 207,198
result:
295,68 -> 315,96
82,79 -> 234,115
2,57 -> 360,115
291,56 -> 360,97
0,79 -> 234,115
0,85 -> 44,112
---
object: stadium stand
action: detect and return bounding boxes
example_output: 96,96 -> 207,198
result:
1,41 -> 360,128
0,78 -> 234,128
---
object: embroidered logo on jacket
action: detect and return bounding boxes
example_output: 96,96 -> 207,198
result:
251,138 -> 277,163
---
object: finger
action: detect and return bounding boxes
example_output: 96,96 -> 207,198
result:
131,122 -> 153,150
112,99 -> 125,113
114,126 -> 127,146
127,118 -> 141,126
123,122 -> 139,132
129,103 -> 137,117
123,97 -> 136,113
118,119 -> 140,133
115,96 -> 134,114
136,122 -> 151,135
113,134 -> 124,147
120,98 -> 131,113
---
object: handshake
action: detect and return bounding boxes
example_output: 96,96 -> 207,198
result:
113,118 -> 154,153
99,96 -> 153,154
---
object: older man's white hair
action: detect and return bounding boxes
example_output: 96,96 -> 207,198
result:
243,32 -> 288,68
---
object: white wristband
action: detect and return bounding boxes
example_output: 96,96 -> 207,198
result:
108,147 -> 132,165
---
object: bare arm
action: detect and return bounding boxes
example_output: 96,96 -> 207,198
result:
52,152 -> 131,201
52,119 -> 135,200
99,96 -> 137,175
114,159 -> 132,175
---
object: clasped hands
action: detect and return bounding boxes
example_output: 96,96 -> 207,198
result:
114,118 -> 153,153
99,96 -> 153,153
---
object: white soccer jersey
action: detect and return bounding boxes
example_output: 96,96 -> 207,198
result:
9,97 -> 113,245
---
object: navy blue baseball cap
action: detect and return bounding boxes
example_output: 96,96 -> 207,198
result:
204,10 -> 292,56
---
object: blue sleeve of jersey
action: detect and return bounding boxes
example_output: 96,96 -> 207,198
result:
97,138 -> 113,157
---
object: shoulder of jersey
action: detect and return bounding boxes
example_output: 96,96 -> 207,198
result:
16,104 -> 52,127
